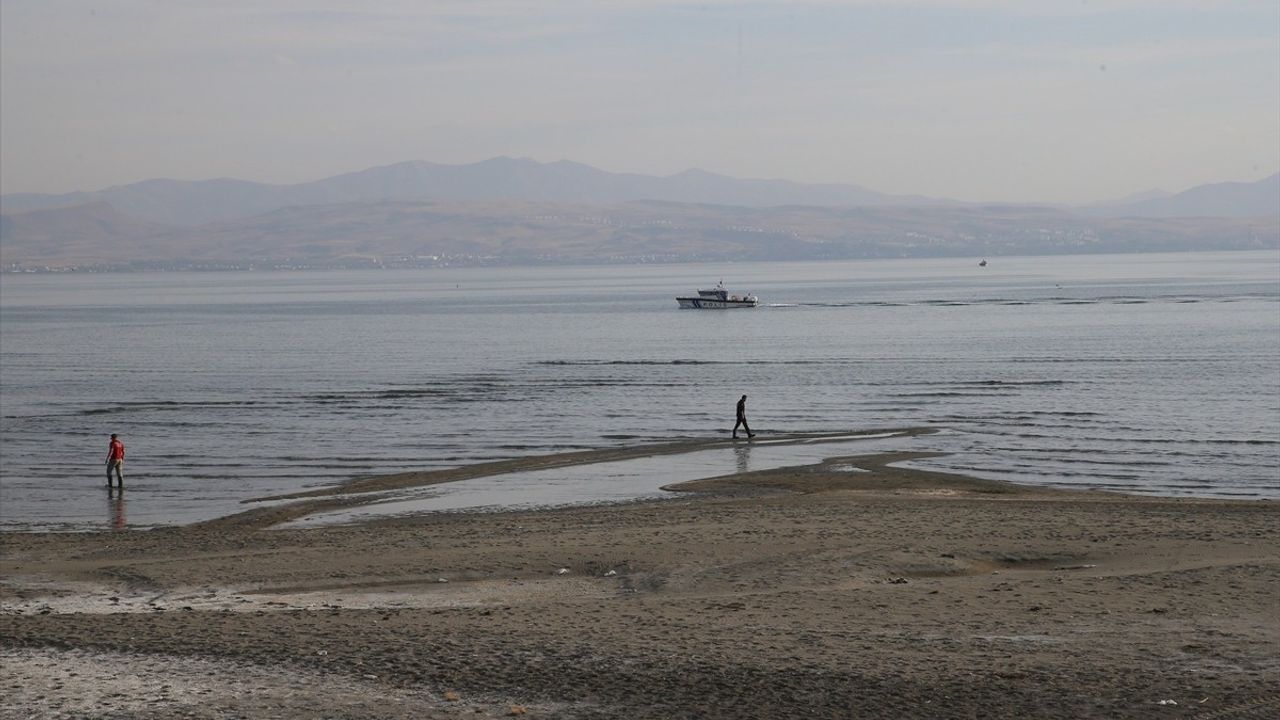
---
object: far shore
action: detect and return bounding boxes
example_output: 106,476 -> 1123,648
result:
2,439 -> 1277,719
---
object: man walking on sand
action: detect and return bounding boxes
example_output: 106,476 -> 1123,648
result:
733,395 -> 755,439
106,434 -> 125,488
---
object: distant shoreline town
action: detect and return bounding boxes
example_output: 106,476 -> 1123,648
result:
7,242 -> 1279,274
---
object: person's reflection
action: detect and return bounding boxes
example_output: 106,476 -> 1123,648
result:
107,488 -> 127,530
734,442 -> 752,475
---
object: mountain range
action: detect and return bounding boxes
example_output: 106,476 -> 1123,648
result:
1,157 -> 951,226
1082,174 -> 1280,219
2,158 -> 1277,270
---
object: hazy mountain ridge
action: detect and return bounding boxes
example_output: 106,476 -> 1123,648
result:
2,159 -> 1277,270
1,157 -> 920,226
4,198 -> 1274,271
5,159 -> 1275,228
0,202 -> 175,264
1084,173 -> 1279,218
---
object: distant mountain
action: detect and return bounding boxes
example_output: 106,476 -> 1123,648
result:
1,178 -> 281,227
0,202 -> 172,266
1084,174 -> 1279,218
0,157 -> 943,227
7,159 -> 1273,229
3,197 -> 1275,271
5,160 -> 1277,270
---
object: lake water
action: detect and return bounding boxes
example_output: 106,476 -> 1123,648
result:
2,251 -> 1278,531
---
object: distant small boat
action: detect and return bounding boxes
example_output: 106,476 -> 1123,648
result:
979,259 -> 988,267
676,282 -> 759,309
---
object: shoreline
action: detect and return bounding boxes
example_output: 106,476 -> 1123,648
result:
2,442 -> 1278,718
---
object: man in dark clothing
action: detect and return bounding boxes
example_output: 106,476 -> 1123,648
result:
733,395 -> 755,439
106,434 -> 125,488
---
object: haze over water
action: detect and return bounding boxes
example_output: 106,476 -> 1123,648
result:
1,250 -> 1277,531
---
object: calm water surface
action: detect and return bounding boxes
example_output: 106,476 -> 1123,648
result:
2,251 -> 1278,530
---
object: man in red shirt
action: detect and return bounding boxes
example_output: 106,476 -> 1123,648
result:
106,434 -> 125,488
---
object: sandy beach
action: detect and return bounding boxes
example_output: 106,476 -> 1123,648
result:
2,439 -> 1277,719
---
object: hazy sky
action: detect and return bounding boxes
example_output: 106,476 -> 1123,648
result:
2,1 -> 1277,203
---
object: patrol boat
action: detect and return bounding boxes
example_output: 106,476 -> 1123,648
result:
676,282 -> 760,309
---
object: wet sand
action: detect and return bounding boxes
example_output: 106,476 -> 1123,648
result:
2,443 -> 1278,719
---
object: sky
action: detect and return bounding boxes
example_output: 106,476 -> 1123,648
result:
2,1 -> 1278,204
